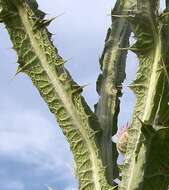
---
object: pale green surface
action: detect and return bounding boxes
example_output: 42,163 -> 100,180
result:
95,0 -> 131,183
1,0 -> 169,190
120,1 -> 169,190
0,0 -> 116,189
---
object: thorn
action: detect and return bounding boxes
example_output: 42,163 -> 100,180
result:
55,12 -> 65,19
10,73 -> 18,81
160,12 -> 169,18
51,32 -> 57,36
111,14 -> 135,18
116,85 -> 123,89
135,114 -> 144,125
116,84 -> 131,89
64,58 -> 73,64
16,61 -> 29,74
128,84 -> 146,88
127,84 -> 135,88
99,56 -> 103,66
47,31 -> 53,39
72,83 -> 90,88
54,57 -> 72,66
127,84 -> 135,89
118,47 -> 129,51
11,46 -> 15,50
118,47 -> 140,52
5,46 -> 15,51
135,114 -> 154,136
42,17 -> 56,26
72,84 -> 89,94
10,67 -> 22,81
15,66 -> 24,74
113,184 -> 119,189
33,17 -> 56,30
35,12 -> 65,29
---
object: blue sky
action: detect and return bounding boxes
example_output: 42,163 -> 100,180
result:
2,0 -> 166,189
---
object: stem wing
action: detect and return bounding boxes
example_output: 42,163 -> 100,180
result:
0,1 -> 116,189
95,0 -> 132,184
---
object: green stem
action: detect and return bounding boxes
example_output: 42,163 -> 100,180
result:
0,0 -> 116,189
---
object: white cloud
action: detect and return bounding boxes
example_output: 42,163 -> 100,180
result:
0,98 -> 75,180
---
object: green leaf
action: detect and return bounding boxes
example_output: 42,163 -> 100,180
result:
0,0 -> 116,189
155,5 -> 169,126
120,1 -> 169,190
95,0 -> 133,184
130,124 -> 169,190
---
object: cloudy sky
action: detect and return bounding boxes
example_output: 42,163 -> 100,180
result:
0,0 -> 165,190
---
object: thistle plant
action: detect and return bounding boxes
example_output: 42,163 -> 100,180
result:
1,0 -> 169,190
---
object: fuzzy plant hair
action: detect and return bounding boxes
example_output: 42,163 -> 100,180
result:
0,0 -> 169,190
